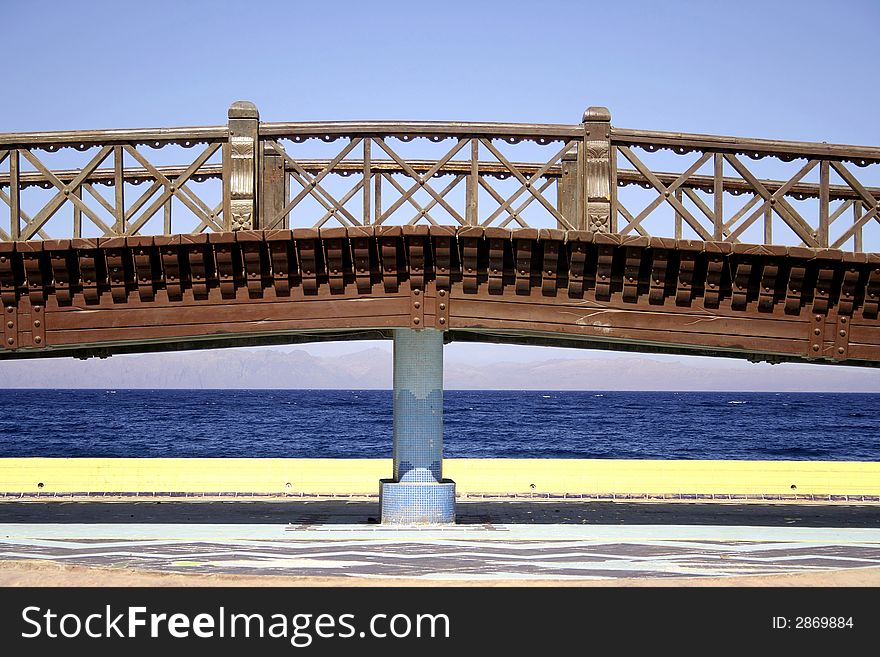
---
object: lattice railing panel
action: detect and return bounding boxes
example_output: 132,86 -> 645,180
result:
262,134 -> 574,229
613,135 -> 880,252
0,136 -> 225,240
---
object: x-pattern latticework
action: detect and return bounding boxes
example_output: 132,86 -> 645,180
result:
827,161 -> 880,249
268,138 -> 365,228
478,138 -> 577,229
615,144 -> 880,250
0,142 -> 224,240
263,135 -> 575,229
373,137 -> 468,226
123,143 -> 224,235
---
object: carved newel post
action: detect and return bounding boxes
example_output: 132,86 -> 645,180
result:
224,101 -> 259,231
581,106 -> 614,232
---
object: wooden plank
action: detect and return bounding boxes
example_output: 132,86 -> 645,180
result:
847,324 -> 880,342
47,314 -> 411,345
611,127 -> 880,164
258,120 -> 582,141
446,313 -> 808,357
447,296 -> 811,340
45,294 -> 411,329
843,343 -> 880,361
0,125 -> 226,150
10,160 -> 876,204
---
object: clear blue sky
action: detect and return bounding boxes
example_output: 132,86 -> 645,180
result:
4,0 -> 880,377
4,0 -> 878,145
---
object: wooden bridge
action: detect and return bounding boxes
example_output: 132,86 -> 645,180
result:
4,101 -> 880,522
1,101 -> 879,366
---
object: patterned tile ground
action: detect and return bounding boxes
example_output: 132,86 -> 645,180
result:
2,527 -> 879,580
1,501 -> 878,580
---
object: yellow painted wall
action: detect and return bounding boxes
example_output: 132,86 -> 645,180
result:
0,458 -> 877,496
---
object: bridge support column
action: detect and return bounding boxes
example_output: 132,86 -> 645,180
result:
380,328 -> 455,524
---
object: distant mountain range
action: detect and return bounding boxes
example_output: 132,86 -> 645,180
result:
1,347 -> 879,391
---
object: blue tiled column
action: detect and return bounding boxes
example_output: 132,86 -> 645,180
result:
380,328 -> 455,524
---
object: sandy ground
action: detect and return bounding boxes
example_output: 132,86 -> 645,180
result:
1,560 -> 878,587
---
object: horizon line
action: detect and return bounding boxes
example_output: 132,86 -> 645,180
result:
1,388 -> 876,394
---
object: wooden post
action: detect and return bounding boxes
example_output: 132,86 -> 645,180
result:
362,139 -> 371,225
674,189 -> 683,239
114,145 -> 125,235
163,197 -> 171,235
854,202 -> 863,253
581,106 -> 614,232
224,101 -> 259,231
818,159 -> 830,247
374,173 -> 382,224
260,141 -> 287,230
558,145 -> 578,230
713,153 -> 724,240
9,150 -> 19,240
73,187 -> 82,238
466,139 -> 479,226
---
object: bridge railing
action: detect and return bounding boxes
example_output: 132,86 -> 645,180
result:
1,101 -> 879,252
0,125 -> 227,240
612,128 -> 880,251
255,115 -> 582,231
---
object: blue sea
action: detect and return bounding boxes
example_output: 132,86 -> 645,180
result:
0,390 -> 880,461
0,390 -> 877,461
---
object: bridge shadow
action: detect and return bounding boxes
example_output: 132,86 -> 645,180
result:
0,500 -> 878,528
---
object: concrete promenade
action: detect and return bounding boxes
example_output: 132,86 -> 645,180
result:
1,500 -> 879,585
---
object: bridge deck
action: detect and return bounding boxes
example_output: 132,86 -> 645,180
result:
1,226 -> 878,365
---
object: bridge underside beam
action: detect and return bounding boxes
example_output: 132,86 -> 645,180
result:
1,227 -> 879,366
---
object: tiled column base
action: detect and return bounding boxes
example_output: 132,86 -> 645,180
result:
380,479 -> 456,524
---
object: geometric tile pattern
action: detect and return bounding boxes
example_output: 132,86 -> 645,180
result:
2,533 -> 880,580
2,500 -> 878,580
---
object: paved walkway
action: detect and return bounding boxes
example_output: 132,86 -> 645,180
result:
1,501 -> 879,581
